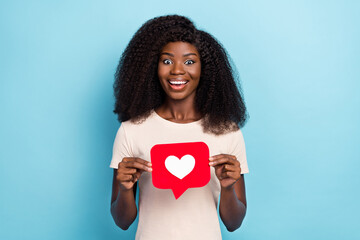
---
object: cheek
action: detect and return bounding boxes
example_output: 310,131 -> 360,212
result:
157,67 -> 168,90
157,66 -> 163,78
158,66 -> 168,79
189,65 -> 201,80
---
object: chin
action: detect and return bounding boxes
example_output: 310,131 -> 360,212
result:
167,94 -> 187,101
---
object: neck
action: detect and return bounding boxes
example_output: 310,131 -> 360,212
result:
156,97 -> 201,123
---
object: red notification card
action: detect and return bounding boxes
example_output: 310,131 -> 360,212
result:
150,142 -> 210,199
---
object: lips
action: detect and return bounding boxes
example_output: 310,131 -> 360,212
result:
168,78 -> 189,85
167,79 -> 189,90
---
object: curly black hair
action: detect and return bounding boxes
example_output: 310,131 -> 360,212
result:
113,14 -> 248,135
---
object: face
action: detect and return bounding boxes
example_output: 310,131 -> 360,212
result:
158,41 -> 201,102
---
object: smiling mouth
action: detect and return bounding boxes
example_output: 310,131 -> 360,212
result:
167,80 -> 189,90
168,80 -> 189,85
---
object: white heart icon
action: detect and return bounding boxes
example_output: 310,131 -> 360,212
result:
165,154 -> 195,179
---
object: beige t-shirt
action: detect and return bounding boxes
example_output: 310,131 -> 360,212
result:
110,110 -> 249,240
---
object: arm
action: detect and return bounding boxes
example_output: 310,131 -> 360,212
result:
110,169 -> 137,230
209,155 -> 247,232
110,158 -> 152,230
219,174 -> 247,232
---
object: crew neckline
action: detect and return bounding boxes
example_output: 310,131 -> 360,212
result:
152,110 -> 202,126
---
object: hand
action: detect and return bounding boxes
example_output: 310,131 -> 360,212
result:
116,157 -> 152,191
209,154 -> 241,190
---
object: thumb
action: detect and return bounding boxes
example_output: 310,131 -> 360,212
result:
133,171 -> 142,182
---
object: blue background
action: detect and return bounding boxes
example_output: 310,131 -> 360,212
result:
1,0 -> 359,239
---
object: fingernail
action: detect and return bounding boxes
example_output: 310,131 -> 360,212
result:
148,162 -> 152,166
148,167 -> 153,172
209,162 -> 213,166
209,157 -> 213,160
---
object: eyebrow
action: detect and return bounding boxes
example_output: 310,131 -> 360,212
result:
160,52 -> 198,57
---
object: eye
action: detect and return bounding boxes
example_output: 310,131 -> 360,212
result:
163,59 -> 172,64
184,59 -> 195,65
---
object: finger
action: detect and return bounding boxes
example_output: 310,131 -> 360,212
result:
123,160 -> 152,172
223,164 -> 238,172
209,154 -> 227,161
228,171 -> 241,180
134,158 -> 152,167
123,157 -> 152,167
209,157 -> 237,167
118,162 -> 143,172
220,171 -> 240,180
117,174 -> 134,182
117,170 -> 145,182
118,168 -> 137,174
209,154 -> 236,161
133,172 -> 142,182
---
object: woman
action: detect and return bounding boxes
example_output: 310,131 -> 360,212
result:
110,15 -> 249,240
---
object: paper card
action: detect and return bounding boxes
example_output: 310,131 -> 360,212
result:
150,142 -> 210,199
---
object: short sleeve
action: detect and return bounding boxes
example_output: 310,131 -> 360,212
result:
228,129 -> 249,174
109,123 -> 132,169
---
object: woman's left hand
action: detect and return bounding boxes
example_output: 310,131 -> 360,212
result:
209,154 -> 241,190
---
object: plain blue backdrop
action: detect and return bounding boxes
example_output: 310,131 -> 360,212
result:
1,0 -> 359,239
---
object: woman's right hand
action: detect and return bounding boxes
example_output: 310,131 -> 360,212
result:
116,157 -> 152,191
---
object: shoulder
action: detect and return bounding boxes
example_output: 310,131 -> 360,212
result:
214,125 -> 244,141
229,127 -> 245,147
217,127 -> 246,154
118,110 -> 158,134
229,127 -> 245,142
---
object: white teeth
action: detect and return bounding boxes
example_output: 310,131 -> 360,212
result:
169,81 -> 187,85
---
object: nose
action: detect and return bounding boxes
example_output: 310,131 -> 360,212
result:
170,62 -> 185,75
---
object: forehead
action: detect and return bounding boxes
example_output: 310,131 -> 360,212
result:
160,41 -> 199,55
